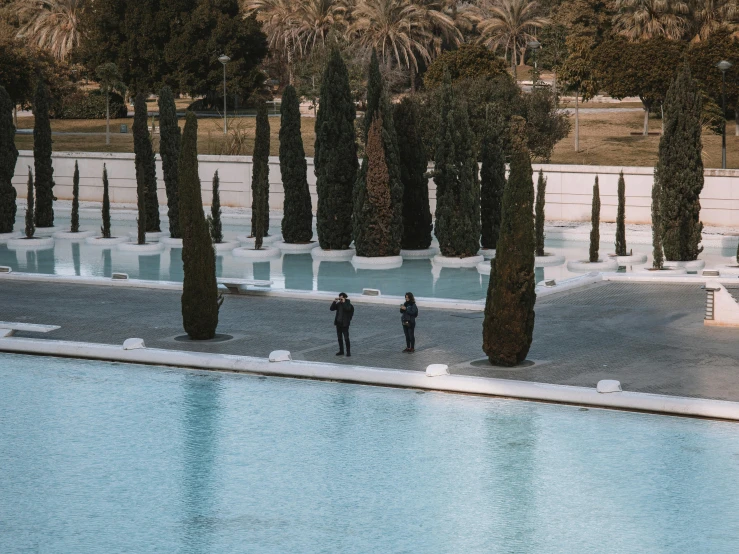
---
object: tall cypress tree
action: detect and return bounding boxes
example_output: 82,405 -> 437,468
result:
158,86 -> 181,238
615,170 -> 627,256
353,52 -> 403,257
395,98 -> 431,250
433,71 -> 480,258
209,170 -> 223,244
33,79 -> 55,228
314,48 -> 358,250
534,170 -> 546,257
133,93 -> 160,236
179,112 -> 220,340
652,177 -> 664,269
101,164 -> 111,239
25,168 -> 35,238
483,117 -> 536,367
71,161 -> 80,233
480,107 -> 505,251
280,85 -> 313,243
589,176 -> 600,263
655,64 -> 704,261
0,85 -> 18,234
251,100 -> 270,246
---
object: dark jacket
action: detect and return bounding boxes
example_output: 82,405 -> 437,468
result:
400,301 -> 418,328
331,299 -> 354,327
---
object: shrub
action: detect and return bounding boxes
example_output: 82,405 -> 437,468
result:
101,164 -> 111,238
251,100 -> 270,247
424,44 -> 509,89
53,90 -> 127,119
589,176 -> 600,263
615,171 -> 627,256
208,170 -> 223,244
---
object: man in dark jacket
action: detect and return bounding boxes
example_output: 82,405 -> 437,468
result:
330,292 -> 354,357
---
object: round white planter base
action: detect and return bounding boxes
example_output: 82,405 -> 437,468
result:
160,237 -> 183,248
401,247 -> 439,260
311,247 -> 355,262
232,246 -> 281,260
351,255 -> 403,270
33,226 -> 62,237
535,253 -> 566,267
214,240 -> 240,253
52,230 -> 96,240
433,255 -> 485,268
611,253 -> 648,265
477,261 -> 492,275
275,241 -> 319,253
478,248 -> 496,260
637,266 -> 688,275
7,236 -> 55,249
127,231 -> 170,242
237,234 -> 282,246
567,259 -> 619,272
85,236 -> 131,246
717,264 -> 739,276
117,242 -> 165,253
665,259 -> 706,272
0,231 -> 22,243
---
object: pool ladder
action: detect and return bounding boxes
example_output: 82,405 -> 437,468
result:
704,285 -> 721,321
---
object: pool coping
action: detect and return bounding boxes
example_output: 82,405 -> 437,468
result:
2,336 -> 738,422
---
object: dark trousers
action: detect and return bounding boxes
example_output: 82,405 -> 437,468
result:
403,325 -> 415,348
336,325 -> 350,353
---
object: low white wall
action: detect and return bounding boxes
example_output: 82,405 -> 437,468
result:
12,152 -> 739,227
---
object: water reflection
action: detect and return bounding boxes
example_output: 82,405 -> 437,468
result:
72,243 -> 81,276
283,254 -> 313,290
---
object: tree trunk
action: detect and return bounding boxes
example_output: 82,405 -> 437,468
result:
410,67 -> 416,92
735,108 -> 738,136
575,93 -> 580,152
643,106 -> 649,136
106,90 -> 110,146
511,44 -> 517,81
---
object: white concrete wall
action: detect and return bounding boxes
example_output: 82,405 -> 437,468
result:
11,151 -> 739,227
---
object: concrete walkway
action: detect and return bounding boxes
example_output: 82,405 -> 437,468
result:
1,281 -> 738,402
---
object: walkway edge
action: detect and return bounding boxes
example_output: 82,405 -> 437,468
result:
2,337 -> 738,422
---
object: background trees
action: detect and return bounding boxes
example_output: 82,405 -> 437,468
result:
133,93 -> 160,235
479,106 -> 506,250
16,0 -> 84,61
0,85 -> 18,233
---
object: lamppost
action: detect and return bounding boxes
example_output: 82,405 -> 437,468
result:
717,60 -> 732,169
528,40 -> 541,90
218,54 -> 231,135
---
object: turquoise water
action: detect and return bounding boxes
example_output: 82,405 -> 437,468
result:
1,353 -> 738,553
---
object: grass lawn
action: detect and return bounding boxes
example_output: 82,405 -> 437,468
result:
14,108 -> 739,168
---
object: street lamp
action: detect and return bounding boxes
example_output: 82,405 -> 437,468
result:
218,54 -> 231,135
717,60 -> 732,169
528,40 -> 541,90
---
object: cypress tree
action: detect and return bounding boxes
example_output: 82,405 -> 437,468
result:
133,94 -> 148,244
209,170 -> 223,244
314,48 -> 358,250
480,107 -> 505,251
655,64 -> 704,261
353,52 -> 403,257
433,71 -> 480,258
652,177 -> 664,269
158,86 -> 181,238
534,170 -> 546,257
70,161 -> 80,233
251,100 -> 270,247
25,168 -> 35,238
133,93 -> 161,236
395,98 -> 431,250
101,164 -> 111,239
589,176 -> 600,263
615,170 -> 627,256
179,112 -> 220,340
483,117 -> 536,367
33,79 -> 55,228
279,85 -> 313,243
0,85 -> 18,234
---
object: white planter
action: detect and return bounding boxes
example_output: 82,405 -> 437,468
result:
232,246 -> 281,260
432,255 -> 485,268
311,247 -> 355,262
401,247 -> 439,260
636,266 -> 688,275
611,253 -> 648,265
52,229 -> 96,240
159,237 -> 183,248
117,242 -> 165,253
127,231 -> 169,242
665,259 -> 706,272
478,248 -> 496,260
6,236 -> 55,249
535,253 -> 566,267
214,240 -> 240,253
237,234 -> 282,246
275,241 -> 319,253
85,236 -> 131,246
351,255 -> 403,270
567,259 -> 619,272
33,226 -> 62,237
0,232 -> 21,243
477,261 -> 492,275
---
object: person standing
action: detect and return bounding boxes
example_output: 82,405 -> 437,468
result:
330,292 -> 354,357
400,292 -> 418,353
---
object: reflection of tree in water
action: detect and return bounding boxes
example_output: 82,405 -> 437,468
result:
253,261 -> 270,282
316,262 -> 358,295
535,267 -> 545,284
283,254 -> 313,291
36,248 -> 55,275
434,267 -> 487,300
0,247 -> 19,272
215,254 -> 223,279
355,259 -> 435,298
25,250 -> 37,273
102,248 -> 112,277
180,373 -> 222,553
138,253 -> 161,280
72,242 -> 81,276
169,248 -> 183,281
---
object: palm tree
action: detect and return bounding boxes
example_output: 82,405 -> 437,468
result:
244,0 -> 302,82
690,0 -> 738,41
294,0 -> 349,52
16,0 -> 84,61
473,0 -> 550,80
612,0 -> 690,41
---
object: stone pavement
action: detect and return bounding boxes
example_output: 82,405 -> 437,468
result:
1,281 -> 738,402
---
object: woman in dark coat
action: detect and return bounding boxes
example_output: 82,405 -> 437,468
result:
400,292 -> 418,353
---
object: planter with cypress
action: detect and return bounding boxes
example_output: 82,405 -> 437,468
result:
208,170 -> 239,253
531,169 -> 565,267
250,100 -> 270,244
479,108 -> 505,260
158,86 -> 181,239
6,168 -> 53,249
566,176 -> 618,272
33,79 -> 55,230
611,171 -> 647,266
101,164 -> 111,238
25,168 -> 34,239
133,92 -> 162,240
482,117 -> 536,367
0,85 -> 18,235
179,112 -> 222,340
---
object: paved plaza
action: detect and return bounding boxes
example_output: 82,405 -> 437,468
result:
1,280 -> 738,402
